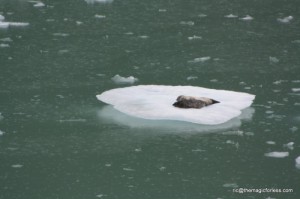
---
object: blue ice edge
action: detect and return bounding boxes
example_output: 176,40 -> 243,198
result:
97,105 -> 255,134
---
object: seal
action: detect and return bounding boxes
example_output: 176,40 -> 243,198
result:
173,95 -> 220,109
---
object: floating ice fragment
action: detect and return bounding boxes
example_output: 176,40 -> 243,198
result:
277,16 -> 293,23
180,21 -> 194,26
266,141 -> 276,145
295,156 -> 300,169
188,35 -> 202,40
85,0 -> 113,4
11,164 -> 23,168
0,37 -> 12,42
198,14 -> 207,18
95,14 -> 106,19
0,113 -> 3,120
225,14 -> 238,18
0,43 -> 9,48
189,56 -> 211,63
158,9 -> 167,12
111,74 -> 138,84
264,151 -> 289,158
33,2 -> 45,7
269,56 -> 279,63
0,14 -> 5,21
0,130 -> 5,136
187,76 -> 198,81
223,183 -> 238,188
53,33 -> 69,37
292,88 -> 300,92
123,167 -> 135,171
58,119 -> 87,122
240,15 -> 253,21
0,22 -> 9,28
8,22 -> 29,27
138,35 -> 149,39
283,142 -> 294,150
76,21 -> 83,25
96,85 -> 255,125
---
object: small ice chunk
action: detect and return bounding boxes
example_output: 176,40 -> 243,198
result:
290,126 -> 298,132
292,88 -> 300,92
240,15 -> 253,21
0,130 -> 5,136
0,14 -> 5,21
266,141 -> 276,145
8,22 -> 29,27
0,22 -> 10,28
85,0 -> 113,4
138,35 -> 149,39
223,183 -> 238,188
225,14 -> 238,18
283,142 -> 294,150
53,33 -> 69,37
58,119 -> 87,122
123,167 -> 135,171
188,35 -> 202,40
277,16 -> 293,23
111,74 -> 138,84
11,164 -> 23,168
76,21 -> 83,25
264,151 -> 289,158
0,37 -> 13,42
269,56 -> 279,63
198,14 -> 207,18
96,85 -> 255,125
95,14 -> 106,19
0,43 -> 9,48
187,76 -> 198,81
188,56 -> 211,63
0,113 -> 3,120
295,156 -> 300,169
180,21 -> 194,26
34,2 -> 45,7
158,9 -> 167,12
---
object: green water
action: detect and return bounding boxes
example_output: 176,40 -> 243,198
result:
0,0 -> 300,198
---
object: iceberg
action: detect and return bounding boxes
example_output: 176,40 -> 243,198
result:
96,85 -> 255,125
111,74 -> 138,84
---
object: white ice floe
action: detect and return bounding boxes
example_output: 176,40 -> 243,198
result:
85,0 -> 113,4
0,14 -> 5,21
180,21 -> 194,26
264,151 -> 289,158
269,56 -> 279,63
96,85 -> 255,125
98,105 -> 255,133
295,156 -> 300,169
186,76 -> 198,81
95,14 -> 106,19
240,15 -> 254,21
266,141 -> 276,145
111,74 -> 138,84
0,130 -> 5,136
0,43 -> 9,48
292,88 -> 300,92
188,56 -> 211,63
0,21 -> 29,28
225,14 -> 238,18
33,2 -> 45,7
11,164 -> 23,168
188,35 -> 202,40
283,142 -> 294,150
0,37 -> 13,42
277,16 -> 293,23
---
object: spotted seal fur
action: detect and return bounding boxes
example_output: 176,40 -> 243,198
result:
173,95 -> 220,109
